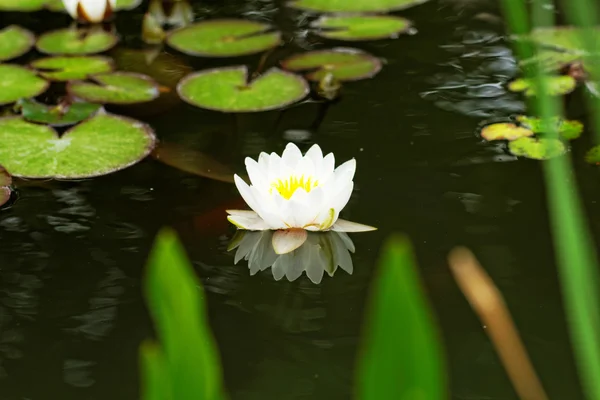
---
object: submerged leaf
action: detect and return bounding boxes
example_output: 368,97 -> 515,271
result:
0,114 -> 155,179
0,25 -> 35,62
36,28 -> 118,55
17,98 -> 101,127
31,55 -> 114,81
312,15 -> 411,41
68,72 -> 160,104
167,19 -> 281,57
177,66 -> 308,112
508,75 -> 576,96
281,47 -> 382,81
509,137 -> 566,160
0,64 -> 49,105
480,123 -> 533,141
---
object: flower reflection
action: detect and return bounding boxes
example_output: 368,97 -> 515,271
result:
228,230 -> 355,284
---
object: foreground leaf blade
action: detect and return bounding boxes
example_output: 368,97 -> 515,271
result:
357,236 -> 446,399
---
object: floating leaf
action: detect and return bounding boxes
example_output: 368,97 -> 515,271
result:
167,19 -> 281,57
585,146 -> 600,164
508,75 -> 576,96
516,115 -> 584,140
68,72 -> 160,104
0,25 -> 35,62
281,47 -> 382,81
0,0 -> 48,11
509,137 -> 566,160
289,0 -> 428,13
31,55 -> 114,81
152,141 -> 235,183
528,26 -> 600,54
17,98 -> 101,127
36,28 -> 118,55
0,64 -> 49,106
480,122 -> 533,141
312,15 -> 411,41
0,114 -> 155,179
46,0 -> 142,11
0,166 -> 12,208
177,66 -> 308,112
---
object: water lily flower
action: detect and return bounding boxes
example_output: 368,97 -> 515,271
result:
62,0 -> 116,23
229,230 -> 355,284
227,143 -> 375,254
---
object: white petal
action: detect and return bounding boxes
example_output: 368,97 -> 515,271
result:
227,211 -> 271,231
333,158 -> 356,181
245,158 -> 268,190
319,153 -> 335,181
80,0 -> 110,22
281,143 -> 302,168
331,219 -> 377,232
234,175 -> 262,214
331,181 -> 353,214
305,144 -> 323,165
272,229 -> 308,254
62,0 -> 79,18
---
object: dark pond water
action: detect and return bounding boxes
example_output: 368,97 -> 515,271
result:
0,0 -> 595,399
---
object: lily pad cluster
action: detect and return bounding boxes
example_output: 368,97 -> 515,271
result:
480,116 -> 583,160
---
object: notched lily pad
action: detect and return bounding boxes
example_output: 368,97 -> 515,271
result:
0,64 -> 49,106
177,66 -> 309,112
0,25 -> 35,62
17,98 -> 102,127
288,0 -> 428,13
509,137 -> 566,160
0,114 -> 156,179
0,165 -> 12,208
167,19 -> 281,57
68,72 -> 160,104
480,122 -> 533,141
508,75 -> 576,96
311,15 -> 411,41
31,55 -> 114,81
36,28 -> 118,55
516,115 -> 584,140
0,0 -> 48,11
281,47 -> 381,81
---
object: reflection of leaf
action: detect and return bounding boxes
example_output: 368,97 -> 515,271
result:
152,141 -> 235,183
357,236 -> 446,399
143,229 -> 224,400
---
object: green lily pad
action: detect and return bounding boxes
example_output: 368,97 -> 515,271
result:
0,0 -> 48,11
167,19 -> 281,57
281,47 -> 382,81
17,98 -> 102,127
68,72 -> 160,104
0,64 -> 49,106
288,0 -> 428,13
311,15 -> 411,41
36,28 -> 118,55
516,115 -> 584,140
0,114 -> 155,179
509,137 -> 567,160
0,25 -> 35,62
31,55 -> 114,81
46,0 -> 141,12
177,66 -> 308,112
585,146 -> 600,164
0,165 -> 12,208
508,75 -> 576,96
480,123 -> 533,141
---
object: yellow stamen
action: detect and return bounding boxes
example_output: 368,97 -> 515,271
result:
271,175 -> 318,200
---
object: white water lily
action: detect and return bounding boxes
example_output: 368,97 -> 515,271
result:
229,230 -> 355,284
62,0 -> 116,23
227,143 -> 375,253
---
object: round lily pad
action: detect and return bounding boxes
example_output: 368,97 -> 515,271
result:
509,137 -> 567,160
288,0 -> 428,13
0,165 -> 12,208
281,47 -> 381,81
36,28 -> 118,55
17,98 -> 101,127
68,72 -> 160,104
46,0 -> 141,12
166,19 -> 281,57
585,146 -> 600,164
480,122 -> 533,141
177,66 -> 309,112
0,0 -> 48,11
0,64 -> 49,106
311,15 -> 411,41
0,114 -> 155,179
516,115 -> 584,140
508,75 -> 576,96
31,56 -> 114,81
0,25 -> 35,62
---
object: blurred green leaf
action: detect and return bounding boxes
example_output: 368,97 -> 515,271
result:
356,236 -> 446,400
144,228 -> 224,400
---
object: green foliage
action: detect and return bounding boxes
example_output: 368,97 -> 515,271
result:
289,0 -> 428,13
67,72 -> 160,104
508,75 -> 577,96
0,25 -> 34,61
356,236 -> 446,400
0,64 -> 49,105
0,0 -> 47,11
312,15 -> 411,41
17,98 -> 101,127
480,122 -> 534,141
508,137 -> 566,160
142,229 -> 224,400
31,55 -> 114,81
36,28 -> 118,55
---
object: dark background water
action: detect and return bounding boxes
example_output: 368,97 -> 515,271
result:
0,0 -> 594,398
